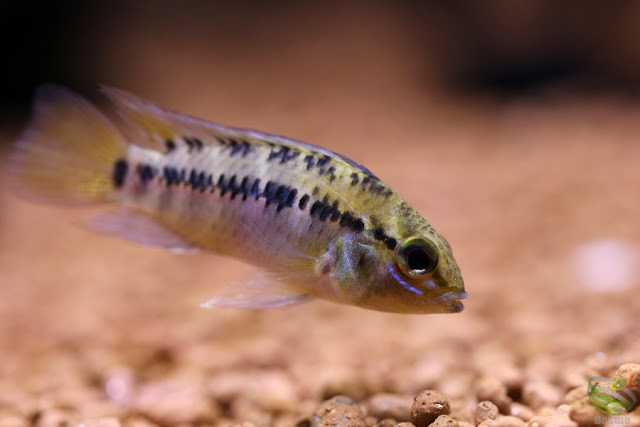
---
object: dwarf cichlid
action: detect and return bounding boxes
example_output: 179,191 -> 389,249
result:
9,85 -> 467,314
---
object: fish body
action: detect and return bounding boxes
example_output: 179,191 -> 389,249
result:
10,85 -> 467,314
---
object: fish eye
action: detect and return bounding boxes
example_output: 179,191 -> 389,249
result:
397,237 -> 439,277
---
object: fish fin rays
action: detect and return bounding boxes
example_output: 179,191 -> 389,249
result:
101,85 -> 284,152
201,273 -> 313,310
100,85 -> 380,179
85,209 -> 199,254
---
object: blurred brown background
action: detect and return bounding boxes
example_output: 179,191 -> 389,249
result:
5,0 -> 640,119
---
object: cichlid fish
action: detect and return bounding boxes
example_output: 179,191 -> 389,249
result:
9,85 -> 467,314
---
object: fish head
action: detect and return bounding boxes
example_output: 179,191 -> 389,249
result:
331,231 -> 466,314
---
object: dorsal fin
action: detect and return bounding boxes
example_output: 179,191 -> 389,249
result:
100,85 -> 378,178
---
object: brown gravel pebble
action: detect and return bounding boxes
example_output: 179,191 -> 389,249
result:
373,419 -> 399,427
562,387 -> 588,406
494,415 -> 525,427
509,403 -> 534,422
411,390 -> 451,427
458,422 -> 475,427
430,414 -> 459,427
527,413 -> 578,427
477,420 -> 497,427
568,399 -> 600,427
475,377 -> 512,414
522,381 -> 563,411
476,401 -> 500,425
365,393 -> 412,422
397,424 -> 417,427
312,395 -> 367,427
78,417 -> 122,427
132,379 -> 219,424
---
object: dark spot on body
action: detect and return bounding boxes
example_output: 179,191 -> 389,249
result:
316,156 -> 331,168
112,159 -> 128,188
299,194 -> 310,210
372,227 -> 398,250
165,139 -> 176,152
240,176 -> 249,200
137,163 -> 156,185
304,155 -> 316,170
228,175 -> 239,199
217,174 -> 227,196
350,173 -> 359,186
250,178 -> 262,200
268,146 -> 299,164
263,181 -> 277,206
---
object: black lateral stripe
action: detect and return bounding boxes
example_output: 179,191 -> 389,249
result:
285,188 -> 298,208
228,175 -> 239,199
385,238 -> 397,250
217,174 -> 227,196
197,171 -> 207,192
263,181 -> 277,206
250,178 -> 262,200
339,211 -> 365,233
137,164 -> 155,185
240,176 -> 249,201
298,194 -> 310,210
112,159 -> 128,188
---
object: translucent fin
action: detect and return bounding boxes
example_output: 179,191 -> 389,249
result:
200,274 -> 313,310
86,209 -> 199,254
100,85 -> 378,179
9,85 -> 127,205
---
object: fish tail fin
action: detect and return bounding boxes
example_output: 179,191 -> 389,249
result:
9,85 -> 128,205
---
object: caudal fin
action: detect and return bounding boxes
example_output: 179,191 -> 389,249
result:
9,85 -> 127,205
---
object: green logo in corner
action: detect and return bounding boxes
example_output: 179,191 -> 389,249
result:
588,376 -> 638,415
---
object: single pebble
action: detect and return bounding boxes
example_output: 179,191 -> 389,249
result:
569,399 -> 601,427
494,415 -> 525,427
477,420 -> 497,427
312,395 -> 367,427
527,413 -> 578,427
78,417 -> 122,427
475,377 -> 512,413
373,419 -> 399,427
509,403 -> 534,422
133,379 -> 218,425
430,414 -> 459,427
411,390 -> 451,427
458,422 -> 475,427
562,387 -> 587,406
522,380 -> 563,410
365,393 -> 412,422
475,401 -> 499,425
397,424 -> 417,427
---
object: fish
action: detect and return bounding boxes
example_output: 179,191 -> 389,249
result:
9,85 -> 467,314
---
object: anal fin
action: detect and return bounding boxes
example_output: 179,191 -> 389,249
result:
85,209 -> 199,254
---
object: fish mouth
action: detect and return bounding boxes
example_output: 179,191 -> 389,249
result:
433,290 -> 468,313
